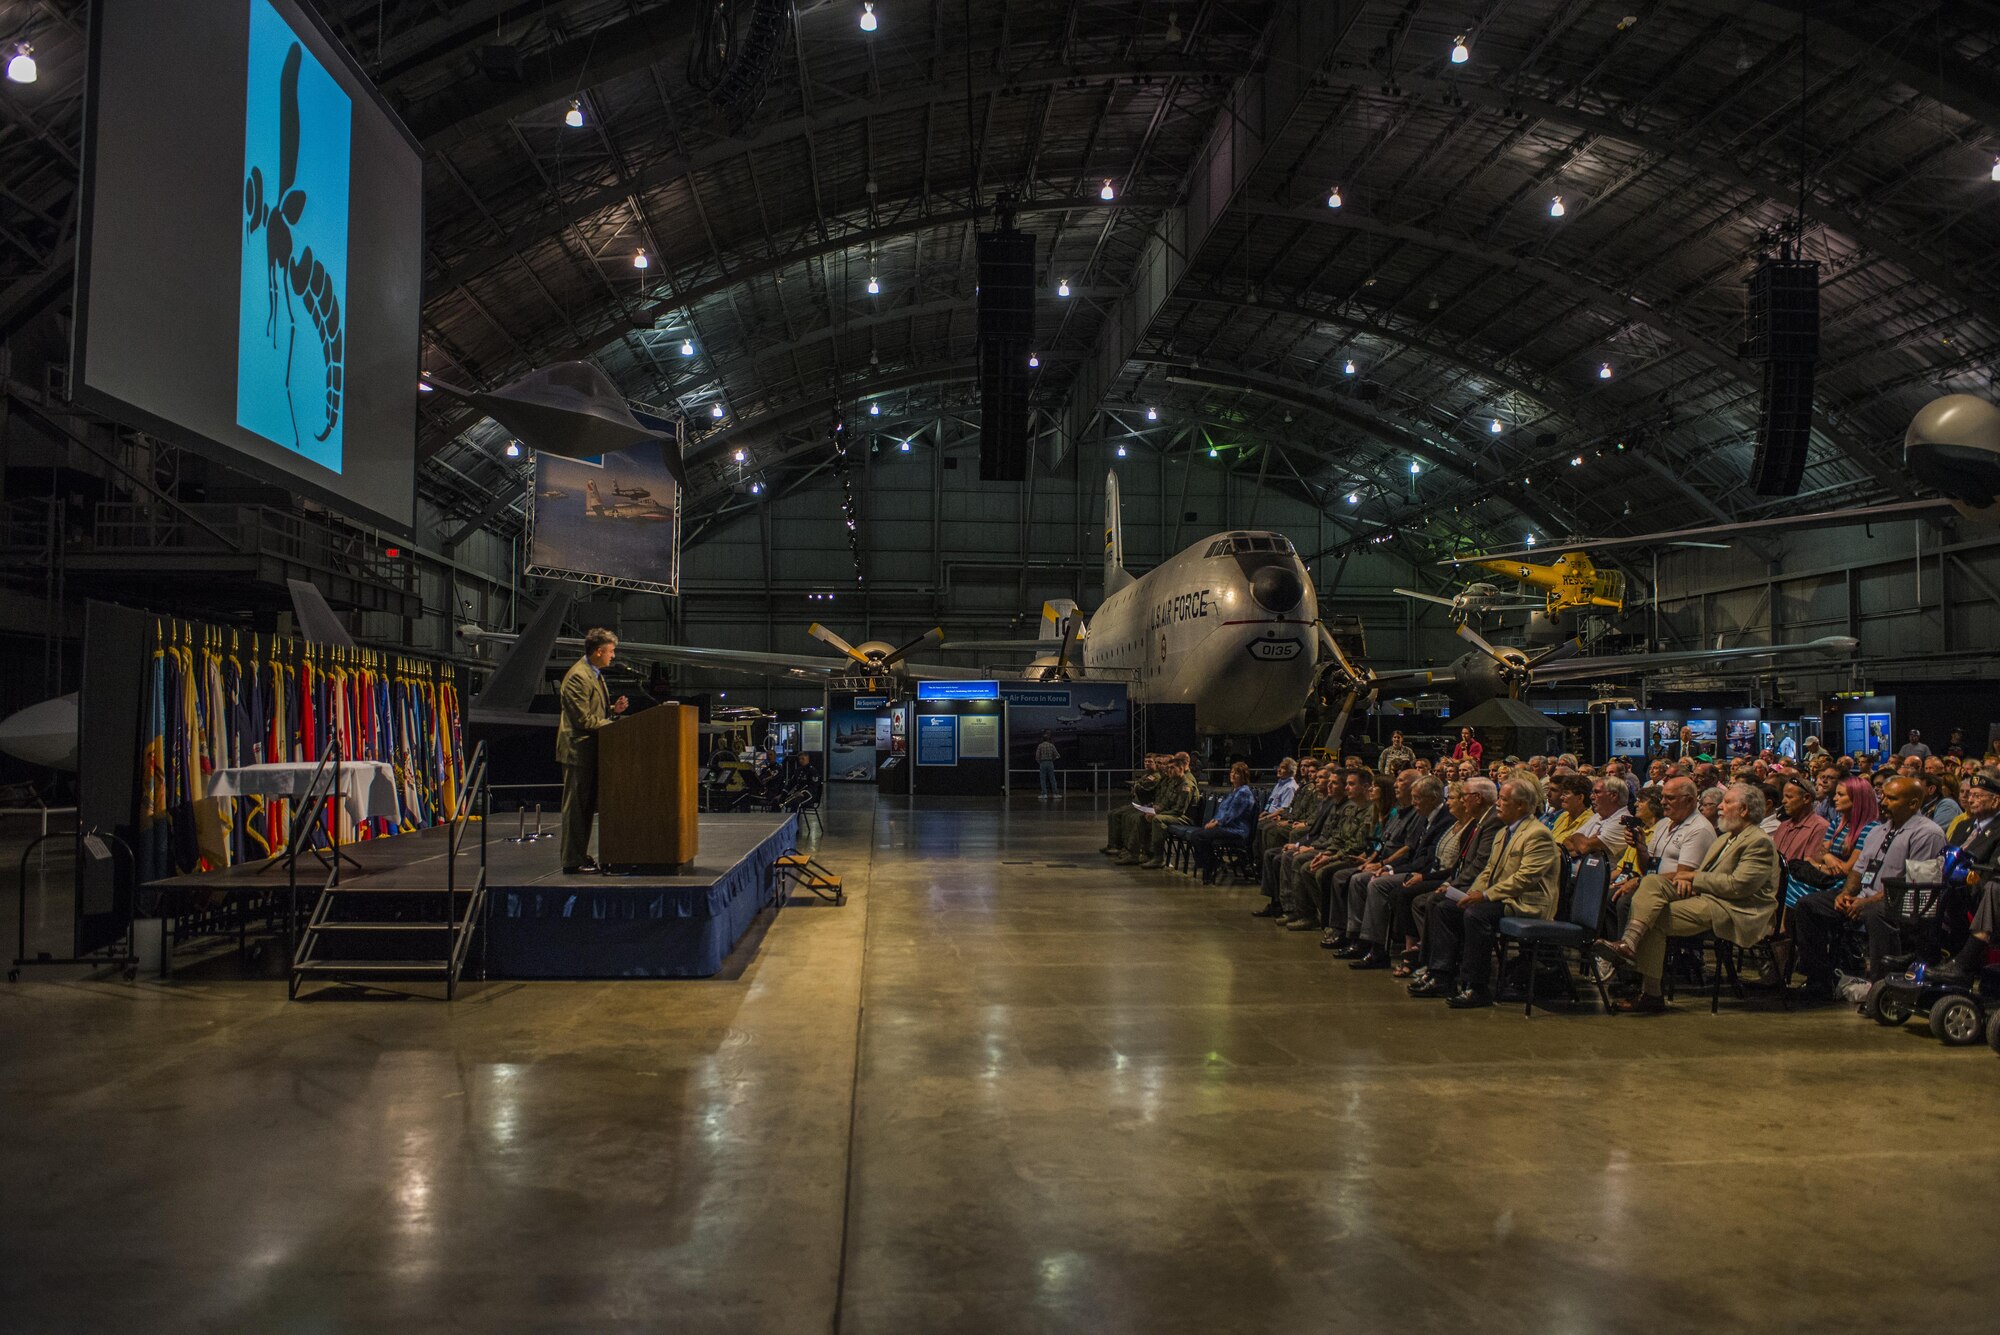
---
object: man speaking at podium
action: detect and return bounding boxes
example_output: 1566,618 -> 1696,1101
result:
558,628 -> 629,873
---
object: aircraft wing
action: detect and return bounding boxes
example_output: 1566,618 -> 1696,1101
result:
1527,635 -> 1857,683
1440,500 -> 1951,564
936,638 -> 1055,653
460,627 -> 992,682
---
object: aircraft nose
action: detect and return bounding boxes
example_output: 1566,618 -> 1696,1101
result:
1250,564 -> 1304,613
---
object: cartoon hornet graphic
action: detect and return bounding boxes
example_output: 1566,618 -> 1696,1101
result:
243,42 -> 343,446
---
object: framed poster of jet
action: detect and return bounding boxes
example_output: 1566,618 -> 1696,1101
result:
526,438 -> 681,595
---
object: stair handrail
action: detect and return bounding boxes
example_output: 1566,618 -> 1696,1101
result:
444,742 -> 489,997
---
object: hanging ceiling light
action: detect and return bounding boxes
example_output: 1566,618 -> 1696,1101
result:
859,2 -> 877,33
868,402 -> 880,416
564,99 -> 584,128
632,247 -> 650,269
1346,491 -> 1359,504
1489,419 -> 1503,433
1548,195 -> 1565,217
1028,352 -> 1040,368
417,378 -> 434,393
866,274 -> 879,294
1408,460 -> 1420,475
1570,455 -> 1583,467
1525,533 -> 1537,546
732,448 -> 747,463
6,44 -> 35,84
750,481 -> 762,494
1207,446 -> 1219,458
1145,406 -> 1157,421
1057,278 -> 1071,297
1451,35 -> 1470,64
1343,359 -> 1356,375
711,403 -> 725,419
1100,179 -> 1116,201
1991,156 -> 2000,182
1116,444 -> 1128,457
1598,361 -> 1613,379
1327,185 -> 1342,208
898,440 -> 911,452
504,441 -> 521,458
681,338 -> 694,356
1164,7 -> 1181,43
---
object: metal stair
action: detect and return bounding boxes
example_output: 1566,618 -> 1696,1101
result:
290,744 -> 489,999
775,852 -> 846,906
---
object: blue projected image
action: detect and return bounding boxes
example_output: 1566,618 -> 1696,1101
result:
238,0 -> 350,473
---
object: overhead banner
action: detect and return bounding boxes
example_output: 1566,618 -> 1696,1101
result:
526,430 -> 681,595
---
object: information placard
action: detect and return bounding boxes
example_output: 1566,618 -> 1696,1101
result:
960,713 -> 1000,759
916,714 -> 958,766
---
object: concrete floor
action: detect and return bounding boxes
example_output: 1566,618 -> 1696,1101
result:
3,790 -> 1997,1333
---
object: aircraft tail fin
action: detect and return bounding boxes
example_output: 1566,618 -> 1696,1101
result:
1038,599 -> 1082,643
469,586 -> 576,720
287,578 -> 356,648
1104,470 -> 1134,599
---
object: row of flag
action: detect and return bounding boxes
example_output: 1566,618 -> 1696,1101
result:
138,619 -> 464,881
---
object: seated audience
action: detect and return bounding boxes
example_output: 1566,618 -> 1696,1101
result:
1920,770 -> 1961,829
1278,768 -> 1374,930
1931,772 -> 2000,981
1322,768 -> 1417,949
1594,783 -> 1781,1012
1254,765 -> 1328,916
1789,775 -> 1948,999
1344,774 -> 1451,968
1264,769 -> 1345,921
1412,776 -> 1559,1009
1172,761 -> 1257,884
1121,753 -> 1197,868
1378,731 -> 1416,776
1103,754 -> 1164,858
1259,758 -> 1299,823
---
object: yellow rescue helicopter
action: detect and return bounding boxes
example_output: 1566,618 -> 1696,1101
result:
1445,550 -> 1627,616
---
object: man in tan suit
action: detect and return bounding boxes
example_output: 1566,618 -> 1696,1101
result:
1595,781 -> 1779,1012
1422,775 -> 1560,1008
557,628 -> 629,873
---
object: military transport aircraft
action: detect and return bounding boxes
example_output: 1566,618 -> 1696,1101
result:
583,481 -> 673,521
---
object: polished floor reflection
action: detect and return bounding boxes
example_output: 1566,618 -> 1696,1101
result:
3,792 -> 1996,1332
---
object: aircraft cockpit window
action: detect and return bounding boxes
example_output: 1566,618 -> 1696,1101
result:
1205,540 -> 1229,558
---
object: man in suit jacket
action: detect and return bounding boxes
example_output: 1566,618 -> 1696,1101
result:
1419,775 -> 1562,1008
1403,778 -> 1505,968
557,627 -> 629,873
1596,782 -> 1780,1012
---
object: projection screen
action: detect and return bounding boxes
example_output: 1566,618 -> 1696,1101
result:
74,0 -> 423,536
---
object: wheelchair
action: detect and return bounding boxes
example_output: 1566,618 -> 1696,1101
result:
1862,848 -> 1998,1047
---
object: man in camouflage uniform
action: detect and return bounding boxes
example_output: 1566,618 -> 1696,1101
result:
1128,753 -> 1198,867
1102,754 -> 1164,859
1280,767 -> 1376,930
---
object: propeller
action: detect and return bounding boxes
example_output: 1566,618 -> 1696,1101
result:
1454,622 -> 1532,696
879,626 -> 944,669
808,622 -> 873,666
1317,623 -> 1378,754
1051,614 -> 1083,681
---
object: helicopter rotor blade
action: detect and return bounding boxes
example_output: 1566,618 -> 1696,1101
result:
1393,587 -> 1460,608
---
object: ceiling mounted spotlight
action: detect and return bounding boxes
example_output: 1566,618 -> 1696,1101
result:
6,43 -> 35,84
1057,278 -> 1071,297
1028,352 -> 1040,368
1451,35 -> 1470,64
503,440 -> 522,458
632,247 -> 649,269
859,2 -> 877,33
1207,446 -> 1219,458
1409,460 -> 1420,475
732,448 -> 747,463
1346,491 -> 1359,504
1427,293 -> 1439,311
1327,185 -> 1342,208
1598,362 -> 1613,379
898,440 -> 911,452
1991,156 -> 2000,182
681,338 -> 694,356
866,275 -> 879,294
1100,179 -> 1116,201
1343,359 -> 1356,375
564,99 -> 584,128
1164,7 -> 1181,43
1548,195 -> 1565,217
1146,406 -> 1158,421
1116,444 -> 1128,457
750,481 -> 762,494
868,402 -> 880,416
1489,419 -> 1503,434
711,403 -> 725,419
1569,455 -> 1583,467
1525,533 -> 1537,546
417,378 -> 434,392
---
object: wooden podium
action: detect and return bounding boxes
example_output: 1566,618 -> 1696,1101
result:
596,703 -> 700,872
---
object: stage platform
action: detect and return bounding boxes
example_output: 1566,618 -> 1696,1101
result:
146,812 -> 799,979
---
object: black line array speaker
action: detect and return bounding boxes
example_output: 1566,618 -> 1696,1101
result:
1745,256 -> 1819,497
976,226 -> 1037,481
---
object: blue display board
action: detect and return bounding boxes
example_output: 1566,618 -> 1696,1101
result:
917,680 -> 1000,700
916,714 -> 959,765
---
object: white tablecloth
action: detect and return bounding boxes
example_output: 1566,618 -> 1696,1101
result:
207,761 -> 402,824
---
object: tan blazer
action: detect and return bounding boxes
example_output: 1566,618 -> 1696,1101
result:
1685,824 -> 1781,946
555,658 -> 611,767
1469,818 -> 1560,919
